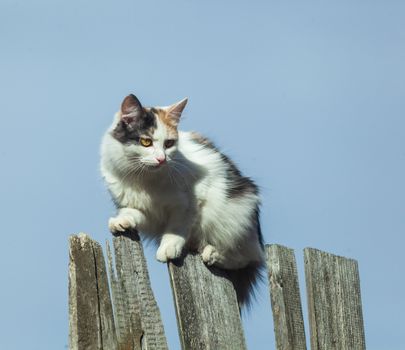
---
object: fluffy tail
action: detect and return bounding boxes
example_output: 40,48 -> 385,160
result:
227,261 -> 265,309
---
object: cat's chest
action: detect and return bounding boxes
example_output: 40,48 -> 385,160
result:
110,179 -> 188,211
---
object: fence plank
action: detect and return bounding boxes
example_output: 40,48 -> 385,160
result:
304,248 -> 366,350
266,244 -> 307,350
168,253 -> 247,350
108,232 -> 168,350
69,233 -> 118,350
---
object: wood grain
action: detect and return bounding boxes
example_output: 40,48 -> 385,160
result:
266,244 -> 307,350
108,232 -> 168,350
69,233 -> 118,350
168,253 -> 247,350
304,248 -> 366,350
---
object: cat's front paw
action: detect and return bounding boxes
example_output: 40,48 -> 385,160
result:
156,236 -> 185,263
201,244 -> 220,266
108,215 -> 136,234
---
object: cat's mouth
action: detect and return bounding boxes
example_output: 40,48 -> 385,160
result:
145,162 -> 167,171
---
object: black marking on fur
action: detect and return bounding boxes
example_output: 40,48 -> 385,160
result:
254,207 -> 264,248
221,154 -> 259,199
112,110 -> 157,144
227,261 -> 264,308
190,132 -> 217,149
108,188 -> 121,209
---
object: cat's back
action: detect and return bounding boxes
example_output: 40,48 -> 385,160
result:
177,131 -> 224,170
177,130 -> 259,201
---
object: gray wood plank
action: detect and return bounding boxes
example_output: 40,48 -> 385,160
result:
304,248 -> 366,350
108,232 -> 168,350
266,244 -> 307,350
69,233 -> 118,350
93,240 -> 119,350
168,253 -> 247,350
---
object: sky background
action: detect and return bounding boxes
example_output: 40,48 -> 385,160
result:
1,0 -> 404,349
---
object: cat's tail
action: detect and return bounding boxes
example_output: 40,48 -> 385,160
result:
227,261 -> 265,309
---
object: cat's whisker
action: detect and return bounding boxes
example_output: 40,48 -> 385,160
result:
169,160 -> 198,180
170,161 -> 225,192
167,156 -> 178,187
116,160 -> 147,183
167,167 -> 180,189
120,167 -> 139,182
169,164 -> 193,192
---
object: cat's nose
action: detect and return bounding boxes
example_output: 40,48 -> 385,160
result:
155,156 -> 166,165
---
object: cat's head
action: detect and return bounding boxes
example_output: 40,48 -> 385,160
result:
111,94 -> 187,169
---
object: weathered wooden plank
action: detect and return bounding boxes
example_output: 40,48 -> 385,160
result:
69,233 -> 118,350
266,244 -> 307,350
93,241 -> 119,350
107,232 -> 168,350
168,253 -> 247,350
304,248 -> 366,350
107,239 -> 142,350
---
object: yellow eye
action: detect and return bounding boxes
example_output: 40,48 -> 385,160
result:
140,138 -> 152,147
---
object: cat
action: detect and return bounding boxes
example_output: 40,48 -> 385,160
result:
100,94 -> 265,305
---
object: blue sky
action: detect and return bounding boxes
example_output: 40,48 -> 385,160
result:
1,0 -> 404,349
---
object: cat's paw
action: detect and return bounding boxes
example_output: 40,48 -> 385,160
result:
156,236 -> 185,263
108,215 -> 136,234
201,244 -> 220,266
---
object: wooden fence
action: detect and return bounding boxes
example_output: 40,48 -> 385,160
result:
68,232 -> 366,350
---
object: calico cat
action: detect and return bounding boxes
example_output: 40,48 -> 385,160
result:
100,94 -> 265,305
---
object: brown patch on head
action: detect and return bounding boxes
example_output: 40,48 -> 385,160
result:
150,98 -> 188,138
155,108 -> 179,136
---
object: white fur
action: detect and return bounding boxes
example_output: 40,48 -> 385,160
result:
101,116 -> 264,268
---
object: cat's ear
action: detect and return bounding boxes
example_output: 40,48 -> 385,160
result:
166,98 -> 188,123
121,94 -> 143,124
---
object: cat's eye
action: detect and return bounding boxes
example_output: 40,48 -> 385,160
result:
164,139 -> 176,148
140,138 -> 152,147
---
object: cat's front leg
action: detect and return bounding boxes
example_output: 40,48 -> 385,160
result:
156,210 -> 190,262
108,208 -> 146,234
156,233 -> 186,262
